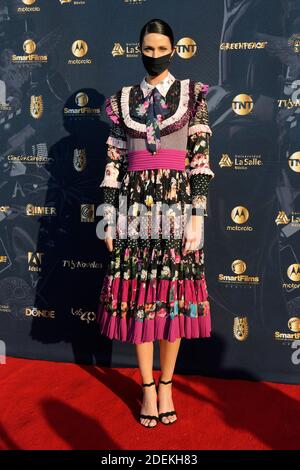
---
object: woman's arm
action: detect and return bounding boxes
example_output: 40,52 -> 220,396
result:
186,81 -> 215,217
100,93 -> 127,248
182,82 -> 214,254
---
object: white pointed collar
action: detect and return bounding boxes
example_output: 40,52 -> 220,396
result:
140,71 -> 176,98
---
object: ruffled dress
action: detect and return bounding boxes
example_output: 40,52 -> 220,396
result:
97,75 -> 215,344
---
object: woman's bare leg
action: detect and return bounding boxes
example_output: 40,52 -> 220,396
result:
158,338 -> 181,423
135,341 -> 158,427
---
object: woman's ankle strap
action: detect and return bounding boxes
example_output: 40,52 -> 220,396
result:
142,380 -> 156,387
159,378 -> 173,384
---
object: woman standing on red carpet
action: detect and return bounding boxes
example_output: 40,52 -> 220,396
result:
97,18 -> 215,428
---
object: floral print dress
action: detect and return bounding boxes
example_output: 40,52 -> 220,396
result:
97,71 -> 215,344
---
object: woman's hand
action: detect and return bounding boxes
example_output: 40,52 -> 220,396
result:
182,215 -> 204,255
104,225 -> 114,252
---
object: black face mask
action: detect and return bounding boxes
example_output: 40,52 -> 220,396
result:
141,51 -> 173,76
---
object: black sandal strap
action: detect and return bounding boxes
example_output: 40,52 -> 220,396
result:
142,380 -> 156,387
159,378 -> 173,384
159,410 -> 177,418
140,414 -> 159,421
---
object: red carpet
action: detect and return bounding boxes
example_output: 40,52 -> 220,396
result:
0,357 -> 299,450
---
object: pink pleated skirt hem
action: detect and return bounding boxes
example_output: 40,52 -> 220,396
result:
97,302 -> 212,344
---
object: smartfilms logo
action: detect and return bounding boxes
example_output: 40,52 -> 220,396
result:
275,318 -> 300,342
0,340 -> 6,365
12,39 -> 48,63
63,92 -> 101,116
218,258 -> 259,286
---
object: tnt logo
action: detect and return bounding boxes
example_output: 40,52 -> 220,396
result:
0,340 -> 6,364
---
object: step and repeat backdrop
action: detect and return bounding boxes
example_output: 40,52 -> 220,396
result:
0,0 -> 299,384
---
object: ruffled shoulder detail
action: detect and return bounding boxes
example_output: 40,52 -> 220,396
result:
198,81 -> 210,95
193,81 -> 210,102
188,80 -> 212,136
105,90 -> 123,125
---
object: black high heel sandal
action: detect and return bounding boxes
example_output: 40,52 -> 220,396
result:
157,378 -> 178,425
139,380 -> 159,428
